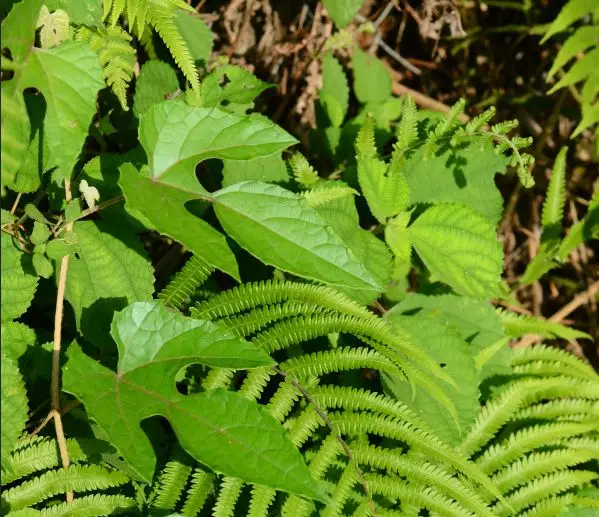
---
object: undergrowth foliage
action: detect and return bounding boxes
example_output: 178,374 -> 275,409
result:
1,1 -> 598,516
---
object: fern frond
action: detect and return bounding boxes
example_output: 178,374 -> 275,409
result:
322,462 -> 359,517
303,186 -> 358,207
497,310 -> 591,342
252,313 -> 455,387
1,438 -> 92,485
289,152 -> 319,187
518,493 -> 575,517
147,5 -> 200,90
181,467 -> 214,516
355,116 -> 377,157
280,347 -> 404,383
513,398 -> 599,422
491,448 -> 597,494
240,367 -> 273,401
159,255 -> 213,310
1,465 -> 129,510
247,485 -> 277,517
365,473 -> 474,517
352,444 -> 494,516
495,470 -> 599,516
216,302 -> 326,337
512,345 -> 598,380
460,376 -> 594,456
75,26 -> 135,110
150,455 -> 192,510
192,280 -> 373,320
476,421 -> 598,474
212,476 -> 243,517
331,412 -> 503,501
308,385 -> 427,430
541,147 -> 568,236
29,493 -> 136,516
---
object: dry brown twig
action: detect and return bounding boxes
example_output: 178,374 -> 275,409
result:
513,280 -> 599,349
51,177 -> 74,502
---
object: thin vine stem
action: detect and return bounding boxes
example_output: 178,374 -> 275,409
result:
51,177 -> 74,502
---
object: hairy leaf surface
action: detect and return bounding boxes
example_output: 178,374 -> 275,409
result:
384,312 -> 480,445
1,353 -> 28,467
63,302 -> 326,501
63,220 -> 154,349
402,144 -> 510,226
409,204 -> 503,298
352,48 -> 392,104
139,100 -> 297,190
1,234 -> 38,322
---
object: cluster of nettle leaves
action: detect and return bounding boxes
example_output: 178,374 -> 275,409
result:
1,0 -> 599,515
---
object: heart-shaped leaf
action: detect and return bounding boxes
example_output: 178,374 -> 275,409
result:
63,302 -> 326,502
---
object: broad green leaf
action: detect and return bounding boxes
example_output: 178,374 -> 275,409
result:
402,143 -> 511,226
222,153 -> 289,187
174,8 -> 213,65
63,302 -> 326,502
548,26 -> 599,79
5,41 -> 103,182
409,203 -> 503,299
62,220 -> 154,349
133,61 -> 179,117
542,0 -> 599,42
118,164 -> 241,281
1,233 -> 38,322
1,321 -> 34,360
0,0 -> 41,188
311,181 -> 392,303
32,252 -> 53,279
1,0 -> 42,64
323,0 -> 364,28
0,85 -> 30,188
319,54 -> 349,127
44,0 -> 103,27
389,294 -> 511,379
36,5 -> 71,48
112,302 -> 274,372
352,48 -> 392,104
139,100 -> 297,190
212,181 -> 383,292
1,353 -> 28,467
202,65 -> 272,109
383,313 -> 480,445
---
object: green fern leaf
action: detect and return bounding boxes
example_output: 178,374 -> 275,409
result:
497,309 -> 591,341
159,255 -> 213,310
548,26 -> 599,79
542,0 -> 599,42
32,493 -> 135,516
542,146 -> 568,233
1,465 -> 129,510
77,25 -> 135,110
